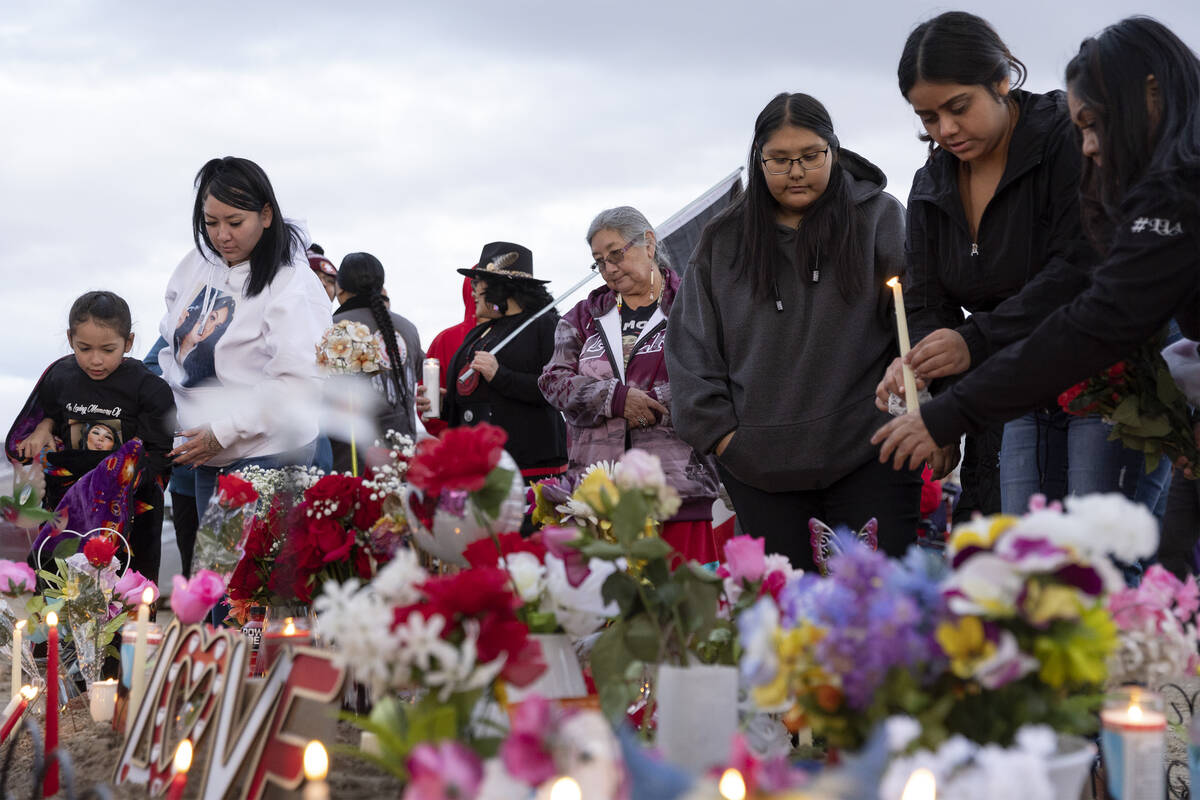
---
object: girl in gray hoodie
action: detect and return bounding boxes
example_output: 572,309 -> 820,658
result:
666,92 -> 922,570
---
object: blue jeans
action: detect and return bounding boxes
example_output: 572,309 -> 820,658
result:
1000,410 -> 1129,514
193,440 -> 318,519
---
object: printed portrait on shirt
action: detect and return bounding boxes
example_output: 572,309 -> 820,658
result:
173,288 -> 237,388
69,419 -> 123,452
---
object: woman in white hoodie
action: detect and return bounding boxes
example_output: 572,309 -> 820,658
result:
161,157 -> 332,516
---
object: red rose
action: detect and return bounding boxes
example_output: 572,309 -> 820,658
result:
303,474 -> 361,518
476,615 -> 529,664
353,548 -> 373,580
462,531 -> 548,569
227,556 -> 262,600
217,474 -> 259,509
1108,362 -> 1127,380
300,517 -> 353,564
407,423 -> 508,495
418,568 -> 518,618
1057,382 -> 1086,411
243,517 -> 272,560
352,482 -> 384,532
82,535 -> 119,568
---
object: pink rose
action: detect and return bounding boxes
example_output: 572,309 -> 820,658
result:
722,535 -> 766,584
0,560 -> 35,596
114,570 -> 158,607
403,741 -> 483,800
542,527 -> 590,587
170,569 -> 227,624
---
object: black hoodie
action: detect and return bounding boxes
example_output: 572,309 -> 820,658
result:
905,89 -> 1098,366
666,149 -> 906,491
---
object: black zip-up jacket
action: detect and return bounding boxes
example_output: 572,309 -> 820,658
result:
923,173 -> 1200,445
906,89 -> 1097,367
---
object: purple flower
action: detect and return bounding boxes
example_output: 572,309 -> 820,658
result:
543,526 -> 590,587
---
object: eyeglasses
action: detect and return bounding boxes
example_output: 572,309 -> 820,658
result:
760,147 -> 830,175
591,238 -> 642,271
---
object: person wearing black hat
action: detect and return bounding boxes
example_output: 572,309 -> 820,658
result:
419,242 -> 568,489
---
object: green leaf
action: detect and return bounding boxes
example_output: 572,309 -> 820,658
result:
590,625 -> 638,722
609,491 -> 651,548
629,537 -> 675,561
602,572 -> 641,616
578,540 -> 626,560
1109,395 -> 1142,426
472,466 -> 516,519
623,615 -> 661,662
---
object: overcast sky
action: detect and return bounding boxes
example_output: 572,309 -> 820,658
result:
2,0 -> 1197,436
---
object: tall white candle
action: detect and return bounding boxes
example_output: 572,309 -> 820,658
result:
126,586 -> 153,735
10,620 -> 23,702
423,358 -> 441,419
887,278 -> 920,413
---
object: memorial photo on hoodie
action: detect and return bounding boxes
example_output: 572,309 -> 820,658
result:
173,287 -> 237,387
69,419 -> 123,452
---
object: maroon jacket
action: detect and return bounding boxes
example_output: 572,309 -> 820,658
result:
538,267 -> 718,521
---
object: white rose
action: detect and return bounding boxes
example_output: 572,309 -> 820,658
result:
613,449 -> 667,490
1063,492 -> 1159,562
501,552 -> 546,604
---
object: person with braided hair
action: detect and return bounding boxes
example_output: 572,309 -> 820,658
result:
331,252 -> 423,472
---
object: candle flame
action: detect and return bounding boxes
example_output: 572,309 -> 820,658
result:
548,776 -> 582,800
887,277 -> 901,288
718,768 -> 747,800
1129,703 -> 1144,722
15,620 -> 25,632
901,767 -> 936,800
174,739 -> 193,773
19,686 -> 37,701
46,612 -> 57,627
142,586 -> 155,604
303,741 -> 329,781
283,618 -> 296,636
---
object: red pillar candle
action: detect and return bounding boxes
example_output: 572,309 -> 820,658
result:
44,611 -> 59,797
259,617 -> 313,675
166,739 -> 193,800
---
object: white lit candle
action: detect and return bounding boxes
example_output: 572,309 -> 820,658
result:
423,358 -> 441,419
127,585 -> 154,735
10,619 -> 23,702
887,277 -> 920,413
901,767 -> 936,800
302,741 -> 331,800
1100,688 -> 1166,800
547,776 -> 582,800
718,767 -> 747,800
88,678 -> 118,723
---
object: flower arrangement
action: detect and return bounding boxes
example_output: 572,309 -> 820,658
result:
315,549 -> 545,775
316,320 -> 391,374
1107,564 -> 1200,687
1057,333 -> 1200,472
739,493 -> 1158,751
530,451 -> 681,537
191,474 -> 260,578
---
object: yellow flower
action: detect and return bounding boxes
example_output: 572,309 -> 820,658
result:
753,671 -> 791,708
948,514 -> 1018,555
1022,582 -> 1084,628
575,469 -> 618,513
1034,604 -> 1118,689
936,616 -> 995,678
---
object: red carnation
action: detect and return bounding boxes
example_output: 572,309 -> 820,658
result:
418,568 -> 518,618
463,531 -> 548,569
217,474 -> 259,509
407,423 -> 508,496
82,535 -> 119,569
303,474 -> 361,518
1057,382 -> 1085,411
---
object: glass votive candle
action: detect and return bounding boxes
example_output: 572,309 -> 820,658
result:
1100,686 -> 1166,799
88,678 -> 118,722
258,617 -> 313,675
120,622 -> 163,689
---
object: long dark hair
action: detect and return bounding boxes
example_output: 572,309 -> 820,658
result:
898,12 -> 1026,152
481,279 -> 555,316
337,252 -> 409,409
701,92 -> 864,302
1065,17 -> 1200,248
192,157 -> 305,297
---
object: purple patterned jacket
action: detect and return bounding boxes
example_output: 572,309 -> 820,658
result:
538,267 -> 718,521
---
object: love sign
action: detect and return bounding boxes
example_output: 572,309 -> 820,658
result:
113,620 -> 346,799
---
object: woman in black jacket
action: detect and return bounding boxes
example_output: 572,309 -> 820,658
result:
419,242 -> 567,484
875,17 -> 1200,568
875,11 -> 1133,518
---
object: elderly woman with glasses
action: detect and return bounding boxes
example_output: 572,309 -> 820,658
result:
539,206 -> 723,562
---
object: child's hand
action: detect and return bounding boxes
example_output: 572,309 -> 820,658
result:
16,420 -> 55,461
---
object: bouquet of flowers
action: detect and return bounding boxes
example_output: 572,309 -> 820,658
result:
1107,563 -> 1200,687
1057,333 -> 1199,472
315,549 -> 546,775
191,474 -> 260,578
530,451 -> 681,537
316,320 -> 391,374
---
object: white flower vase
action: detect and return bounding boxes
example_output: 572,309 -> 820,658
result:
506,634 -> 586,702
1046,735 -> 1096,800
655,663 -> 738,774
405,451 -> 526,566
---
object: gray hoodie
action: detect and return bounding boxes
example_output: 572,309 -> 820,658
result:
665,150 -> 905,491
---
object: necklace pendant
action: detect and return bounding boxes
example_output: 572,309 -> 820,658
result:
811,269 -> 820,283
970,243 -> 979,257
